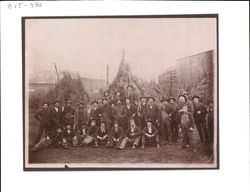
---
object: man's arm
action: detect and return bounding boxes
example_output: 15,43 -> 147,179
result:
34,109 -> 41,121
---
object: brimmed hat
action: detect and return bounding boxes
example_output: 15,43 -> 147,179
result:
42,101 -> 49,106
124,97 -> 131,101
79,101 -> 84,105
66,100 -> 72,105
139,96 -> 147,100
192,95 -> 200,100
146,119 -> 154,123
126,85 -> 133,89
178,95 -> 187,102
90,118 -> 97,122
54,100 -> 60,105
116,99 -> 123,103
91,100 -> 98,104
168,97 -> 176,102
147,96 -> 155,101
102,98 -> 108,102
160,98 -> 168,102
115,90 -> 121,94
182,91 -> 190,95
128,118 -> 135,123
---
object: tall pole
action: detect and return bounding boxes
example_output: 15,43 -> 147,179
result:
54,63 -> 65,105
106,64 -> 109,88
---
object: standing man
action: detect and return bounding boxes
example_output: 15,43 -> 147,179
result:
124,98 -> 137,130
145,97 -> 160,129
90,101 -> 102,124
125,85 -> 138,105
168,97 -> 179,143
113,99 -> 127,131
192,96 -> 209,144
33,102 -> 52,145
159,99 -> 172,145
101,98 -> 113,130
51,100 -> 63,128
137,96 -> 147,131
74,101 -> 88,131
182,91 -> 194,113
63,100 -> 75,128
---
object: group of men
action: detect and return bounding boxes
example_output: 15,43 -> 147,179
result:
30,89 -> 214,153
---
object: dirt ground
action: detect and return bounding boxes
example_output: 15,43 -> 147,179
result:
28,112 -> 214,165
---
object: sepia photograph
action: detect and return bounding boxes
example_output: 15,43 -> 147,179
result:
23,15 -> 218,170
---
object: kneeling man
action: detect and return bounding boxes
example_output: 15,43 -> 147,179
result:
107,120 -> 124,148
141,119 -> 160,149
95,120 -> 109,147
119,119 -> 141,149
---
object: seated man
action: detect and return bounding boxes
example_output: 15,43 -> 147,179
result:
95,120 -> 109,147
62,124 -> 78,149
82,118 -> 98,146
77,123 -> 88,146
141,119 -> 160,149
107,120 -> 124,148
119,119 -> 141,149
30,122 -> 62,152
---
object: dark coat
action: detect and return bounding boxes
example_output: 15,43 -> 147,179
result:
113,105 -> 126,120
142,125 -> 158,136
109,126 -> 124,140
178,111 -> 195,128
145,104 -> 160,122
124,126 -> 141,139
63,106 -> 75,125
96,126 -> 109,138
51,107 -> 63,126
87,126 -> 98,137
34,108 -> 52,126
193,102 -> 207,122
124,104 -> 137,119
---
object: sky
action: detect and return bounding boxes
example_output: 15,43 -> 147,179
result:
25,17 -> 216,82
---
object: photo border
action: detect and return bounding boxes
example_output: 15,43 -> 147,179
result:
22,14 -> 219,171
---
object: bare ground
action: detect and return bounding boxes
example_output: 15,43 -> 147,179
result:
28,112 -> 214,165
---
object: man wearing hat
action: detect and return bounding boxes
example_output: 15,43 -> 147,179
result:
168,97 -> 179,143
74,101 -> 88,131
100,98 -> 113,130
63,100 -> 75,127
33,102 -> 52,145
124,97 -> 137,130
159,98 -> 173,144
182,91 -> 194,113
137,96 -> 147,131
107,120 -> 124,148
141,119 -> 160,148
192,96 -> 209,144
119,119 -> 141,149
125,85 -> 138,104
51,101 -> 63,128
90,101 -> 102,124
113,99 -> 126,130
82,118 -> 98,146
95,119 -> 109,147
114,90 -> 123,103
145,97 -> 160,129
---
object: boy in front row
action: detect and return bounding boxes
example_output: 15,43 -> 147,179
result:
178,105 -> 197,152
119,119 -> 141,149
141,119 -> 160,149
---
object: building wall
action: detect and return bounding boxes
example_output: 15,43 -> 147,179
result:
158,50 -> 215,103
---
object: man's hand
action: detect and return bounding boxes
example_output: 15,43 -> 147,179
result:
189,127 -> 194,131
197,111 -> 201,114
